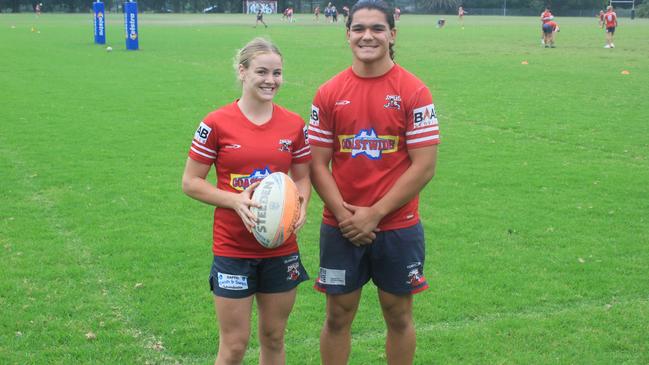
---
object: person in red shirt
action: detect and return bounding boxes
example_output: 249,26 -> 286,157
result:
182,37 -> 311,364
542,20 -> 559,48
540,7 -> 554,45
598,9 -> 605,28
309,0 -> 439,363
604,5 -> 618,48
458,5 -> 467,28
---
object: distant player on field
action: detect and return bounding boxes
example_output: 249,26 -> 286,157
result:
598,9 -> 605,28
315,6 -> 321,22
309,0 -> 439,363
604,5 -> 618,48
182,37 -> 311,364
542,20 -> 559,48
254,9 -> 268,28
458,5 -> 467,28
540,7 -> 554,45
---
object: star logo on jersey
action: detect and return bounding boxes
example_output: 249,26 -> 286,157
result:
278,139 -> 292,152
384,95 -> 402,110
338,128 -> 398,160
230,167 -> 271,191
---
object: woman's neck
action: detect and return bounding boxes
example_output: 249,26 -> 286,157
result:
237,97 -> 273,125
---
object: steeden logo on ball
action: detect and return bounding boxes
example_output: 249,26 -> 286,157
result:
250,172 -> 300,249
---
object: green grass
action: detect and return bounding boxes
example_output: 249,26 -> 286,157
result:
1,13 -> 648,364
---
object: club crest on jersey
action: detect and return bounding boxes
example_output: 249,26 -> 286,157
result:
278,139 -> 292,152
413,104 -> 437,129
338,128 -> 398,160
384,95 -> 402,110
230,167 -> 271,191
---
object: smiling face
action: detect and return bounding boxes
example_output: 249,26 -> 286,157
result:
346,8 -> 396,68
238,52 -> 283,103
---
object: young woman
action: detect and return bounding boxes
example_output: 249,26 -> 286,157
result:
182,37 -> 311,365
309,0 -> 439,363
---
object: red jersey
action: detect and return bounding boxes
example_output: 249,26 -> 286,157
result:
189,101 -> 311,258
541,11 -> 553,23
546,20 -> 558,31
605,11 -> 617,28
309,64 -> 439,231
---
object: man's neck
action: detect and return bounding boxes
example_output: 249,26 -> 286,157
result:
351,58 -> 395,78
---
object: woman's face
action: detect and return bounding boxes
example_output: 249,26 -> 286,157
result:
239,52 -> 283,103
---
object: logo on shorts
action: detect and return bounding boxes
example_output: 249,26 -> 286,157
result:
287,262 -> 301,281
318,267 -> 346,286
217,272 -> 249,290
406,267 -> 426,288
384,95 -> 402,110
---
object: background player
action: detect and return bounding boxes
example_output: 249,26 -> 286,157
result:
308,0 -> 439,363
182,37 -> 311,365
604,6 -> 618,48
254,8 -> 268,28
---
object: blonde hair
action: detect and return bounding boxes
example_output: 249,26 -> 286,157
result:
233,38 -> 282,77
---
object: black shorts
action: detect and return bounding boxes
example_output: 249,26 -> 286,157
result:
209,253 -> 309,298
542,23 -> 553,34
314,222 -> 428,295
606,26 -> 615,34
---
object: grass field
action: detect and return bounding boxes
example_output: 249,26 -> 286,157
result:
1,12 -> 648,364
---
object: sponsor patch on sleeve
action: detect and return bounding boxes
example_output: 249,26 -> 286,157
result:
310,105 -> 320,127
413,104 -> 438,129
194,121 -> 212,144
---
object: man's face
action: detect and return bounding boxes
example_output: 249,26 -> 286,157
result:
346,9 -> 396,65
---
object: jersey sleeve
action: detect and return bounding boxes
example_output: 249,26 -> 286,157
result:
292,123 -> 312,164
188,118 -> 218,165
307,89 -> 334,148
405,86 -> 440,148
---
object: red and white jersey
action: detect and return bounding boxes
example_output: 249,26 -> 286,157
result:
605,11 -> 617,27
309,64 -> 439,231
189,101 -> 311,258
541,11 -> 553,23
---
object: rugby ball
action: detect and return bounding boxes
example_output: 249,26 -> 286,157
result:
250,172 -> 300,249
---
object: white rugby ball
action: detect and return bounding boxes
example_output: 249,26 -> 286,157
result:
250,172 -> 300,249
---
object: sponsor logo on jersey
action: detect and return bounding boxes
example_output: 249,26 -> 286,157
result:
413,104 -> 437,129
224,144 -> 241,149
195,122 -> 212,144
384,95 -> 402,110
310,105 -> 320,126
338,128 -> 398,159
278,139 -> 292,152
303,126 -> 309,144
230,167 -> 271,191
335,100 -> 351,106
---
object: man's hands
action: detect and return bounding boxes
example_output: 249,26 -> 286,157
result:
338,202 -> 382,246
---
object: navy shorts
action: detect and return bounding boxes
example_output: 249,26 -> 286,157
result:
314,222 -> 428,295
542,23 -> 553,34
606,26 -> 615,34
209,253 -> 309,299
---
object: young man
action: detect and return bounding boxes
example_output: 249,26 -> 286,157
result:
308,0 -> 439,363
604,6 -> 618,48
